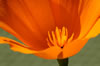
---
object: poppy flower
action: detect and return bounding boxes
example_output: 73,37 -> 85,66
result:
0,0 -> 100,59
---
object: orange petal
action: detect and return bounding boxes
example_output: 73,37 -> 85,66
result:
79,0 -> 100,39
5,0 -> 55,36
85,18 -> 100,38
0,37 -> 35,54
22,0 -> 55,34
34,46 -> 62,59
0,0 -> 57,50
0,22 -> 48,50
49,0 -> 81,39
61,39 -> 88,59
0,37 -> 62,59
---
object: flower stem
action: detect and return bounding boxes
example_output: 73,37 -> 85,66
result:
57,58 -> 69,66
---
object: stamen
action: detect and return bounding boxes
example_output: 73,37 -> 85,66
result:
68,33 -> 74,43
56,27 -> 61,45
47,27 -> 74,48
52,31 -> 57,45
61,27 -> 67,46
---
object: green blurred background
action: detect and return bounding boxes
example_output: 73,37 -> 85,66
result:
0,28 -> 100,66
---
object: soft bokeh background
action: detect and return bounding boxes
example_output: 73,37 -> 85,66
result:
0,28 -> 100,66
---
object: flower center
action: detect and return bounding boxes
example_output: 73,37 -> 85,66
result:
47,27 -> 70,48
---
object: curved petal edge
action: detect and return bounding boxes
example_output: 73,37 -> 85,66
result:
0,37 -> 62,59
62,39 -> 88,59
85,18 -> 100,39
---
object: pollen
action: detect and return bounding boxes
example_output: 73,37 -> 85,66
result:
47,27 -> 69,48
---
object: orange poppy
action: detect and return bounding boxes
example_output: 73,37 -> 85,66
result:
0,0 -> 100,59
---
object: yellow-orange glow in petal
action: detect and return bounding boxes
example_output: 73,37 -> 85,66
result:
34,46 -> 62,59
62,39 -> 88,59
85,18 -> 100,38
79,0 -> 100,39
